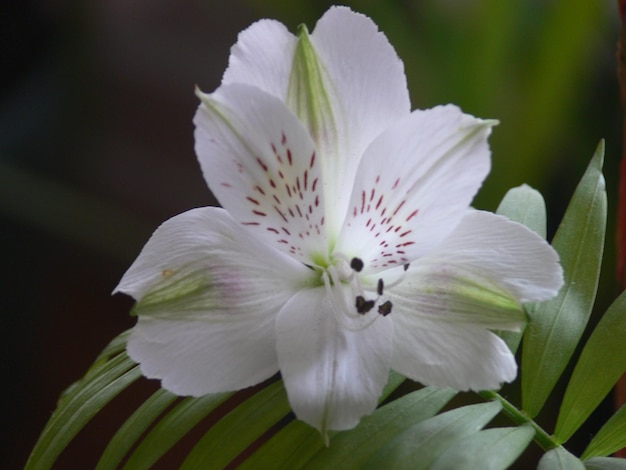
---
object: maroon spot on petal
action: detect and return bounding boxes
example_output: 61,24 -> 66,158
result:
256,157 -> 268,172
252,210 -> 267,216
392,200 -> 406,216
406,209 -> 419,221
246,197 -> 260,205
392,178 -> 400,190
267,227 -> 280,234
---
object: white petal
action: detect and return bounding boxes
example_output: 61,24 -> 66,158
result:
276,287 -> 393,435
194,84 -> 328,264
391,314 -> 517,391
115,207 -> 313,395
222,19 -> 296,98
336,105 -> 495,271
420,210 -> 563,303
308,6 -> 411,234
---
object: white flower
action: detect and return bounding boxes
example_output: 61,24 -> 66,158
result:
115,6 -> 563,437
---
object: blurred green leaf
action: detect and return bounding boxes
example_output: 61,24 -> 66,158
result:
538,447 -> 586,470
123,391 -> 233,470
180,381 -> 291,469
522,141 -> 607,418
585,457 -> 626,470
305,387 -> 457,469
496,184 -> 547,352
237,371 -> 407,469
496,184 -> 547,238
430,426 -> 535,470
555,289 -> 626,442
25,334 -> 141,470
96,389 -> 178,470
582,404 -> 626,460
362,401 -> 502,470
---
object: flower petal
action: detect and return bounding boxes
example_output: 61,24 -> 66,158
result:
336,105 -> 495,271
114,207 -> 312,395
275,287 -> 393,436
194,84 -> 328,264
306,6 -> 411,235
416,210 -> 563,303
391,315 -> 517,391
222,6 -> 411,236
222,19 -> 296,98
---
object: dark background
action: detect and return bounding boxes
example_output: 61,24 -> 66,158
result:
1,0 -> 620,467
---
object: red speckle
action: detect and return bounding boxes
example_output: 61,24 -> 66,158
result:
281,132 -> 287,145
361,191 -> 366,214
269,179 -> 277,189
267,227 -> 280,234
282,227 -> 291,235
303,170 -> 308,190
392,178 -> 400,190
287,149 -> 293,165
242,221 -> 260,226
370,188 -> 375,201
278,239 -> 289,244
399,230 -> 412,237
252,210 -> 267,216
274,207 -> 288,223
315,195 -> 319,207
254,185 -> 266,195
221,182 -> 232,188
246,197 -> 260,205
273,195 -> 281,204
256,157 -> 268,172
376,195 -> 384,210
312,178 -> 318,192
310,152 -> 316,168
392,200 -> 406,216
406,209 -> 419,221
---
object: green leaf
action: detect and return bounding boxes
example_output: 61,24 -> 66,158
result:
581,404 -> 626,459
25,345 -> 140,470
585,457 -> 626,470
539,447 -> 586,470
123,391 -> 233,469
362,401 -> 502,470
180,381 -> 291,469
237,371 -> 408,469
522,141 -> 606,418
430,426 -> 535,470
305,387 -> 457,469
496,184 -> 547,238
555,289 -> 626,442
96,388 -> 178,470
495,184 -> 547,352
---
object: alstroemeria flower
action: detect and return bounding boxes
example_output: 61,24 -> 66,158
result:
115,6 -> 563,436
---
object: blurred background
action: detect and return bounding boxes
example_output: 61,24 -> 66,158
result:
1,0 -> 620,467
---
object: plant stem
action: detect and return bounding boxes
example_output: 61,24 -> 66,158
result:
478,390 -> 559,451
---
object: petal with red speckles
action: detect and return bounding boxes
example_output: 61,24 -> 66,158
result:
194,84 -> 328,264
335,105 -> 495,272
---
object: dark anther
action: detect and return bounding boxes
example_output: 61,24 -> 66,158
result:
377,278 -> 384,296
355,295 -> 375,314
378,300 -> 393,316
403,263 -> 410,271
350,257 -> 364,272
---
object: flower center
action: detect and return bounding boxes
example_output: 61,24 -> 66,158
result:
321,255 -> 400,331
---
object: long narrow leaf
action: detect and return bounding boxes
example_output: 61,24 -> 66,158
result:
585,457 -> 626,469
430,426 -> 535,470
522,141 -> 606,418
362,401 -> 502,470
96,388 -> 178,470
581,404 -> 626,460
123,391 -> 233,470
538,447 -> 586,470
555,289 -> 626,442
25,351 -> 140,470
180,381 -> 291,469
305,387 -> 457,469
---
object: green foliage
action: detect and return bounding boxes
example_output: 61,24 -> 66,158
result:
522,141 -> 607,418
539,447 -> 586,470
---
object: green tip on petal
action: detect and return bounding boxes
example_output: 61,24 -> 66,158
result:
287,21 -> 337,147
